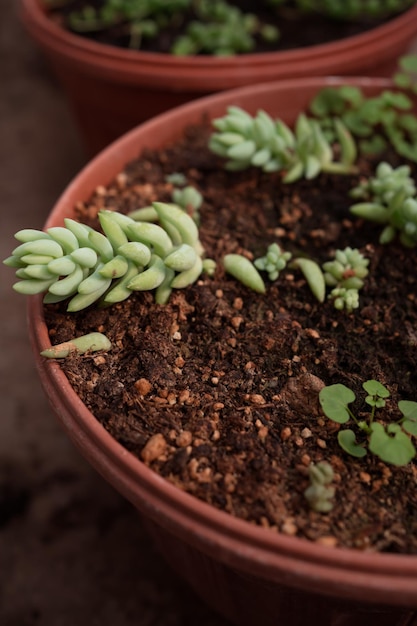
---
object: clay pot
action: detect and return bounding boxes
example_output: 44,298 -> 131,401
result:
27,76 -> 417,626
20,0 -> 417,155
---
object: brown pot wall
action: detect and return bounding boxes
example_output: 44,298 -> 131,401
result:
19,0 -> 417,155
25,77 -> 417,626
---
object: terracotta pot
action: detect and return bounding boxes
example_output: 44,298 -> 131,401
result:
20,0 -> 417,155
27,77 -> 417,626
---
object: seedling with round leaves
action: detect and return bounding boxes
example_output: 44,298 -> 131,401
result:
319,380 -> 417,466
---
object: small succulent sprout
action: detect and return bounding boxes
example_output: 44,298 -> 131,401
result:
323,247 -> 369,288
202,258 -> 217,276
350,166 -> 417,247
323,247 -> 368,313
304,462 -> 335,513
329,287 -> 360,313
350,162 -> 416,203
223,254 -> 266,294
4,202 -> 211,311
165,172 -> 187,186
171,185 -> 203,224
254,243 -> 292,281
40,332 -> 111,359
319,380 -> 417,466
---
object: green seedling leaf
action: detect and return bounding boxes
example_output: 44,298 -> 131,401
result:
364,380 -> 389,395
338,429 -> 367,458
319,384 -> 356,424
369,422 -> 416,466
363,380 -> 390,408
398,400 -> 417,435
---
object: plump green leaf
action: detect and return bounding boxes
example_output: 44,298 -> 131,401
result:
293,258 -> 326,302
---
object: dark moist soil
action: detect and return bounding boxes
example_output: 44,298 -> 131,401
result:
44,121 -> 417,555
46,0 -> 395,54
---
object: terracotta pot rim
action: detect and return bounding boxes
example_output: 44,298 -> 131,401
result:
27,76 -> 417,604
21,0 -> 417,69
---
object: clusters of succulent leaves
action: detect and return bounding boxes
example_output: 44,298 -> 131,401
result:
319,381 -> 417,466
246,243 -> 369,313
47,0 -> 279,54
271,0 -> 416,20
4,202 -> 214,311
309,70 -> 417,162
47,0 -> 415,55
209,106 -> 357,182
350,161 -> 417,246
303,461 -> 335,513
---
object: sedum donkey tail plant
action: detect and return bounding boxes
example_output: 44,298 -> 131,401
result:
4,202 -> 214,312
209,106 -> 357,183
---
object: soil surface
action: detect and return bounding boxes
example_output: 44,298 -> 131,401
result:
46,0 -> 394,53
44,121 -> 417,555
